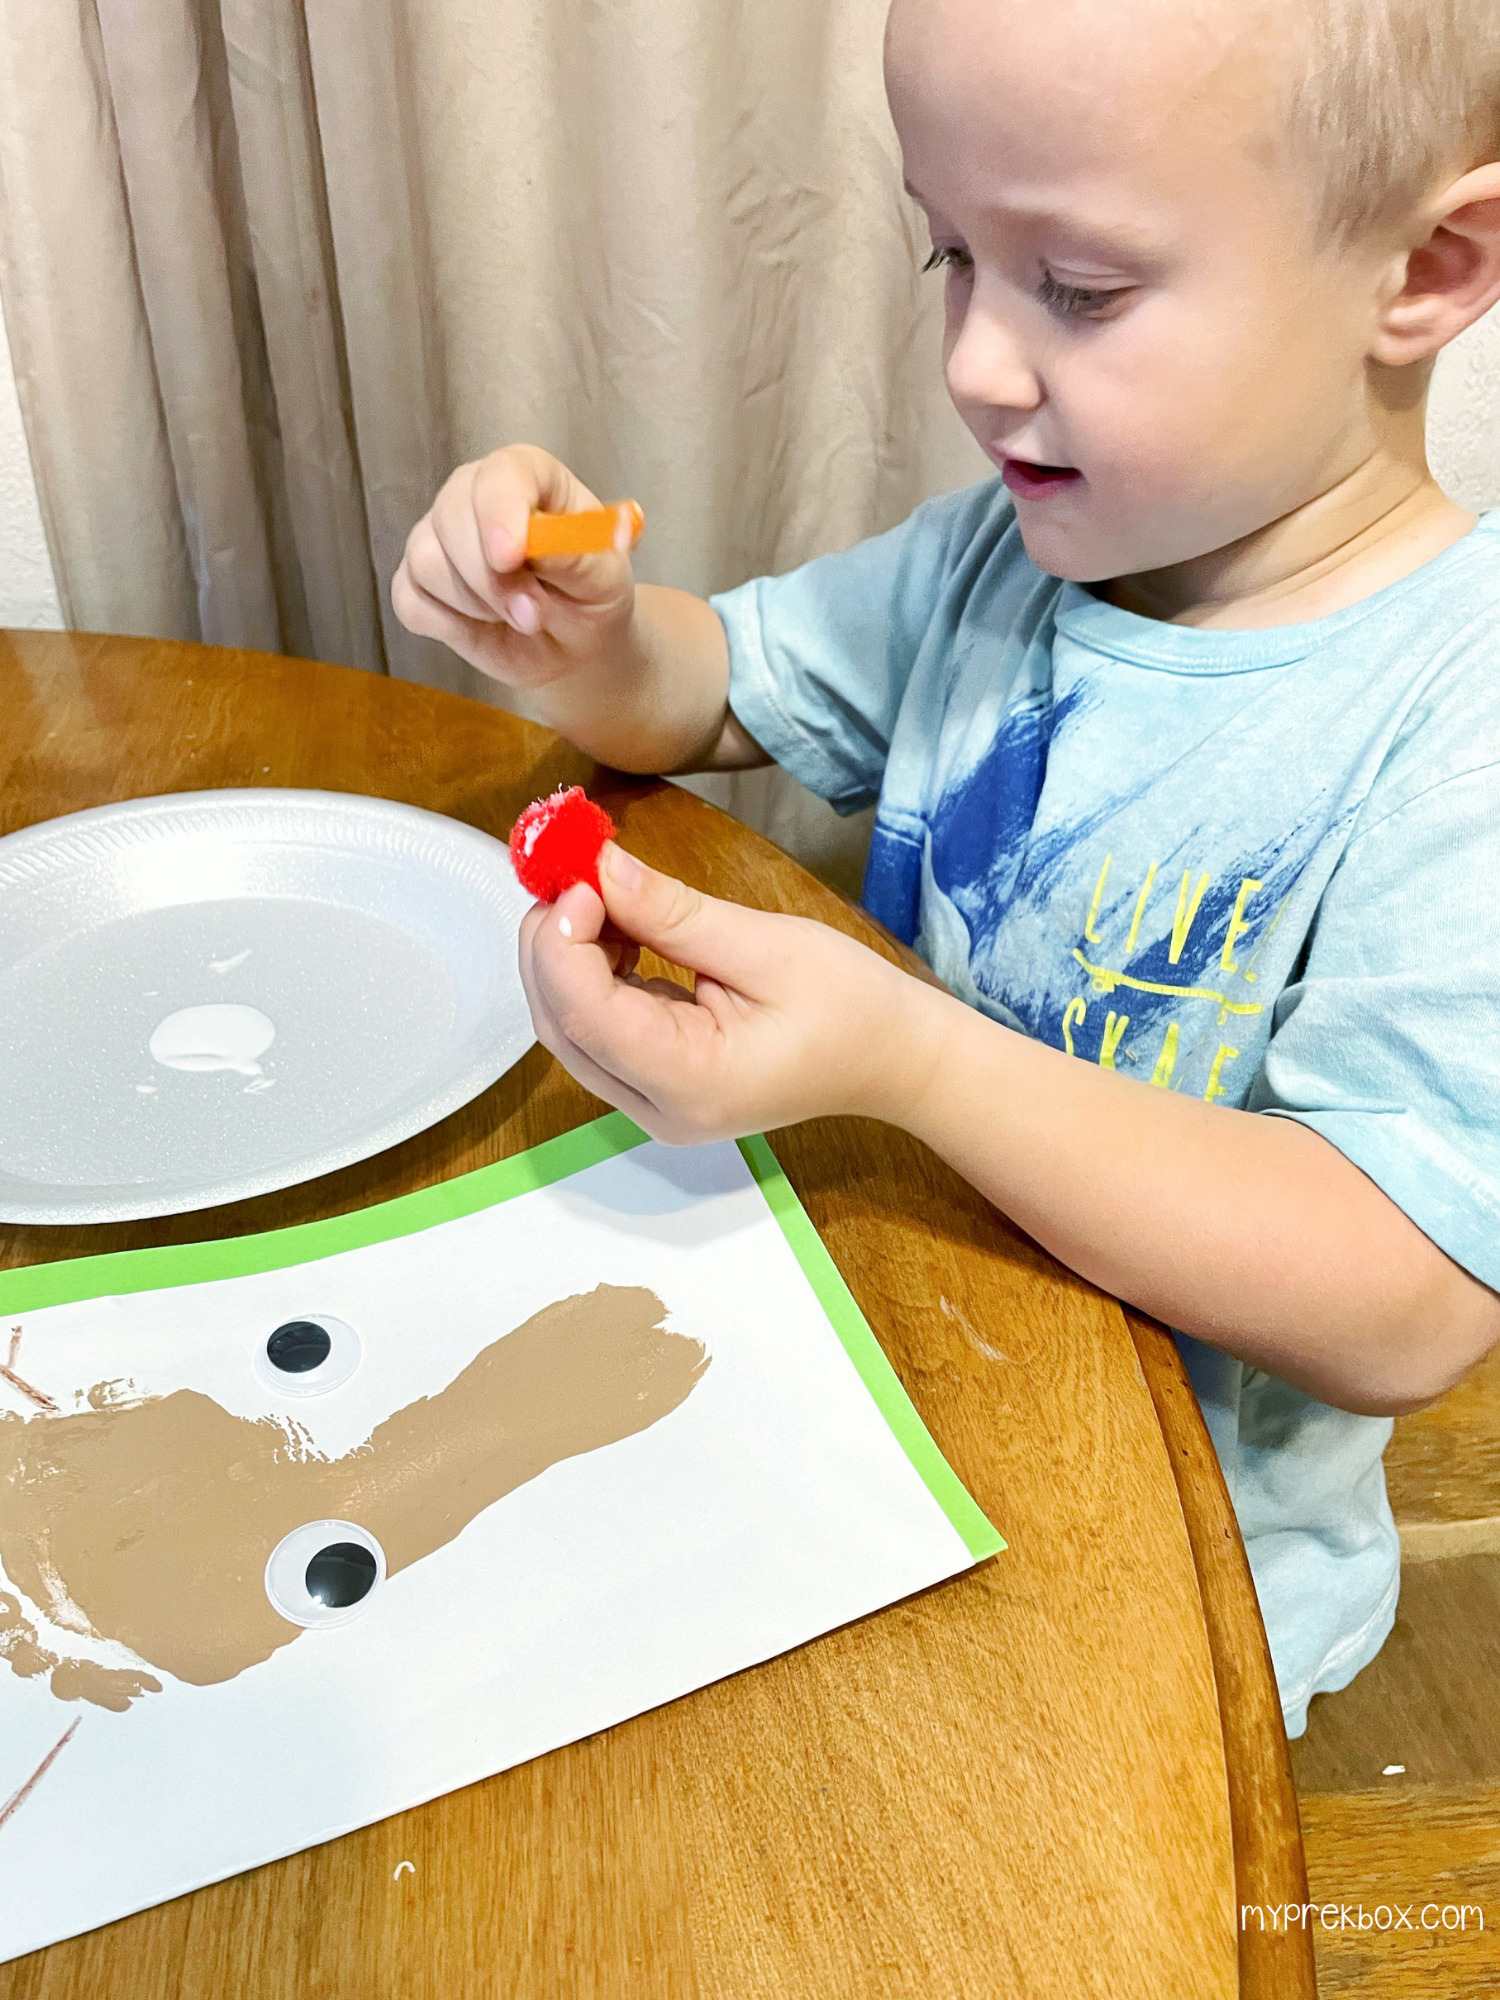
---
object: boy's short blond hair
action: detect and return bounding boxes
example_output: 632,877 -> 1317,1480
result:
1289,0 -> 1500,243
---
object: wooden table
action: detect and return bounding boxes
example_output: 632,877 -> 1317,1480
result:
0,632 -> 1314,2000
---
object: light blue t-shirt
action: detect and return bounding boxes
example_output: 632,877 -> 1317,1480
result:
713,478 -> 1500,1737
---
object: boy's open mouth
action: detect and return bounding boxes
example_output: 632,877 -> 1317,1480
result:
1001,457 -> 1082,502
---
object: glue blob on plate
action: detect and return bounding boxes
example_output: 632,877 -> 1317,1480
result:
149,1003 -> 276,1077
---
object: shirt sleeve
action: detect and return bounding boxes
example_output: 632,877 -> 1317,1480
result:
710,479 -> 1008,815
1250,764 -> 1500,1293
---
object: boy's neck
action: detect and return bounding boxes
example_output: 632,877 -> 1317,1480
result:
1103,442 -> 1477,632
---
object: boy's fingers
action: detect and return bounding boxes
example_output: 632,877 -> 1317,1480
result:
594,845 -> 775,990
468,453 -> 547,577
552,974 -> 716,1110
523,888 -> 724,1102
391,568 -> 504,663
472,446 -> 600,576
529,997 -> 667,1130
400,518 -> 484,615
519,884 -> 614,1018
427,481 -> 514,614
532,997 -> 663,1123
628,974 -> 697,1005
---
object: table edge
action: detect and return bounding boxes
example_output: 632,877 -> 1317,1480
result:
1127,1308 -> 1317,2000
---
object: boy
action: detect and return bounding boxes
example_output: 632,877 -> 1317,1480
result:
392,0 -> 1500,1736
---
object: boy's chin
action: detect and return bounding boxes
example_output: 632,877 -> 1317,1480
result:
1010,513 -> 1124,586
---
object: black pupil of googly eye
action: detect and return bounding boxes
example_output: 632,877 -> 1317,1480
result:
267,1320 -> 333,1374
305,1542 -> 377,1610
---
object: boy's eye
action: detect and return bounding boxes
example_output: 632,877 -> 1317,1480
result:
923,249 -> 1129,319
1036,267 -> 1127,320
922,244 -> 972,275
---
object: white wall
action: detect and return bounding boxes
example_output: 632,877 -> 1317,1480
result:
0,302 -> 62,628
1428,308 -> 1500,513
0,304 -> 1496,637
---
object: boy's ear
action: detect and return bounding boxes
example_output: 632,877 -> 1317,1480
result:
1372,162 -> 1500,366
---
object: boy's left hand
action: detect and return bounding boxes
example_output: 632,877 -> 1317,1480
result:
517,842 -> 934,1144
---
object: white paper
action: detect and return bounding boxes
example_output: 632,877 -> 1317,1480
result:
0,1138 -> 982,1963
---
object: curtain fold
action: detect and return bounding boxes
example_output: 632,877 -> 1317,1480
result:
0,1 -> 197,639
302,0 -> 458,688
0,0 -> 985,873
220,0 -> 385,673
93,0 -> 289,654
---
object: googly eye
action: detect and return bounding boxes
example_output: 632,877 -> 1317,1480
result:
253,1314 -> 360,1397
264,1520 -> 386,1629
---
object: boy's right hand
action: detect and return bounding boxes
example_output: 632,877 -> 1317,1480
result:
391,445 -> 636,690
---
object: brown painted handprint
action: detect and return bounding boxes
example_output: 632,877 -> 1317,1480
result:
0,1286 -> 707,1712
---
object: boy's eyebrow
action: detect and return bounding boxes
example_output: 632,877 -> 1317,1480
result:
903,179 -> 1165,265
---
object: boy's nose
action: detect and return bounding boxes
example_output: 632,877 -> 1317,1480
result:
945,292 -> 1043,417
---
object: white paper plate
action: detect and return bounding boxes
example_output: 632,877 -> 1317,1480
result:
0,790 -> 536,1224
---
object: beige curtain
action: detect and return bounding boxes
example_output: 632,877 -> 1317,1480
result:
0,0 -> 983,884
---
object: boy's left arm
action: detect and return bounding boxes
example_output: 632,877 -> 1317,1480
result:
519,844 -> 1500,1419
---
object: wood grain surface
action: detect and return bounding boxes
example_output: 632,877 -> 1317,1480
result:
1385,1345 -> 1500,1551
1126,1311 -> 1318,1999
1300,1783 -> 1500,1998
1293,1556 -> 1500,1995
0,631 -> 1298,1999
1295,1554 -> 1500,1794
1295,1347 -> 1500,1995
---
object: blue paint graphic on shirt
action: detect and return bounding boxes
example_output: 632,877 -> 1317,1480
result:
927,691 -> 1057,914
863,687 -> 1073,945
861,825 -> 924,944
896,674 -> 1342,1062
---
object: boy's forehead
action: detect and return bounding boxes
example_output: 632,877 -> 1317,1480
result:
886,0 -> 1283,208
886,0 -> 1265,89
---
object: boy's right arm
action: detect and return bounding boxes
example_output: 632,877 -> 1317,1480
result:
391,445 -> 769,776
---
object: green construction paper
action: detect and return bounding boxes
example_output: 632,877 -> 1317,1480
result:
0,1111 -> 652,1315
735,1135 -> 1004,1563
0,1114 -> 1002,1560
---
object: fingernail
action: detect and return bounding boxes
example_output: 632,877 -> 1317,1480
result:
558,914 -> 573,938
508,595 -> 539,634
602,841 -> 641,888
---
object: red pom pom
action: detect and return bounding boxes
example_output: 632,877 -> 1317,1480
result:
508,787 -> 617,901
